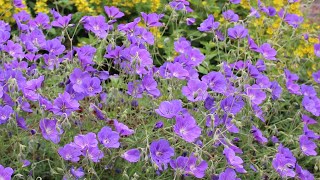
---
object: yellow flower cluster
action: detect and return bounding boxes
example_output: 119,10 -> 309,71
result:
288,2 -> 302,16
266,18 -> 281,35
273,0 -> 285,10
240,0 -> 250,10
150,27 -> 163,48
151,0 -> 161,12
294,37 -> 319,58
72,0 -> 94,14
0,0 -> 28,23
35,0 -> 49,14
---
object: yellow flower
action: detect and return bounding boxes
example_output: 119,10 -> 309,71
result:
151,0 -> 161,12
240,0 -> 250,9
309,38 -> 319,44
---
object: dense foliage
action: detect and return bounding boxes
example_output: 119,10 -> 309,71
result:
0,0 -> 319,179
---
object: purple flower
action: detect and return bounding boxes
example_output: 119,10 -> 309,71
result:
87,146 -> 104,162
312,69 -> 320,83
51,92 -> 80,116
174,37 -> 191,53
185,154 -> 208,178
166,62 -> 189,79
3,40 -> 24,58
169,0 -> 193,12
260,43 -> 277,60
284,69 -> 299,81
223,10 -> 239,22
98,126 -> 120,148
186,18 -> 195,25
155,100 -> 182,119
302,96 -> 320,116
58,144 -> 82,162
198,15 -> 220,32
286,80 -> 301,95
0,105 -> 13,125
81,77 -> 102,96
248,37 -> 261,53
51,14 -> 72,28
218,168 -> 240,180
75,45 -> 96,67
182,79 -> 208,102
70,167 -> 85,179
114,120 -> 134,136
272,144 -> 296,178
127,80 -> 144,98
73,132 -> 98,151
285,14 -> 303,28
271,136 -> 279,143
0,164 -> 14,180
154,121 -> 163,129
39,119 -> 62,144
142,75 -> 161,98
28,13 -> 51,30
141,12 -> 164,27
246,84 -> 266,105
230,0 -> 241,4
220,96 -> 245,115
314,44 -> 320,57
121,149 -> 140,163
223,147 -> 246,173
301,114 -> 317,125
228,25 -> 248,39
174,114 -> 202,143
13,0 -> 25,8
251,126 -> 268,144
82,15 -> 111,38
150,139 -> 174,171
295,164 -> 315,180
201,71 -> 227,93
44,38 -> 65,56
104,6 -> 124,19
270,81 -> 282,100
303,124 -> 320,140
301,84 -> 317,97
261,6 -> 276,16
69,68 -> 91,93
299,135 -> 317,156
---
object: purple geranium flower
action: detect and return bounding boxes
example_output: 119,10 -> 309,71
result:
218,168 -> 240,180
0,105 -> 13,125
98,126 -> 120,148
223,147 -> 246,173
73,132 -> 98,151
0,164 -> 14,180
155,99 -> 183,119
51,92 -> 80,116
182,79 -> 208,102
198,15 -> 220,32
228,25 -> 248,39
44,38 -> 65,56
285,14 -> 303,28
58,144 -> 82,162
173,114 -> 202,143
312,69 -> 320,83
220,95 -> 245,115
301,114 -> 317,125
299,135 -> 317,156
295,164 -> 315,180
230,0 -> 241,4
75,45 -> 96,67
81,77 -> 102,96
121,149 -> 140,163
70,167 -> 85,179
223,10 -> 239,22
169,0 -> 193,12
251,125 -> 268,144
150,139 -> 174,171
82,15 -> 111,38
314,44 -> 320,57
3,40 -> 24,59
270,81 -> 282,100
141,12 -> 164,27
246,84 -> 266,105
272,144 -> 296,178
260,43 -> 277,60
51,14 -> 72,28
186,18 -> 196,25
142,75 -> 161,98
113,120 -> 134,136
39,119 -> 62,144
104,6 -> 124,19
69,68 -> 91,93
201,71 -> 227,93
87,146 -> 104,162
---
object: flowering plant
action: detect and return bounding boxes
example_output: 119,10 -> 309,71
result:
0,0 -> 319,179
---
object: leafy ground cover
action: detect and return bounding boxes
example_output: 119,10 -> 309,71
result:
0,0 -> 319,179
